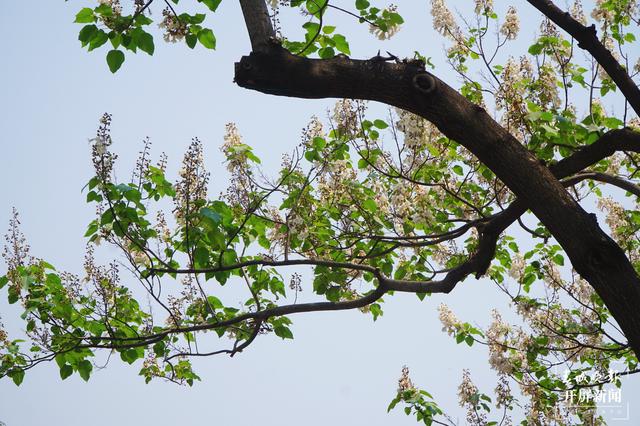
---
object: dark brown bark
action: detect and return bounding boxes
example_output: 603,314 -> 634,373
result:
239,0 -> 275,53
235,1 -> 640,357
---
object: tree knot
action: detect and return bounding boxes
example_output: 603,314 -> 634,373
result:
412,72 -> 436,95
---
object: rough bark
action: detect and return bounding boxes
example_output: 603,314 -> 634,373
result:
238,0 -> 275,53
235,2 -> 640,357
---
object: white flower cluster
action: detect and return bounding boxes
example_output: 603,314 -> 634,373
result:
508,253 -> 525,280
496,57 -> 533,140
457,369 -> 478,404
222,123 -> 244,165
494,374 -> 513,410
388,180 -> 434,228
537,65 -> 561,110
500,7 -> 520,40
540,19 -> 571,63
437,303 -> 461,336
430,0 -> 459,36
487,310 -> 513,374
175,138 -> 209,221
287,212 -> 308,241
370,179 -> 391,216
222,123 -> 255,208
302,116 -> 324,149
474,0 -> 493,14
395,108 -> 429,151
98,0 -> 122,15
332,99 -> 361,137
591,0 -> 615,23
397,365 -> 415,393
159,8 -> 188,43
369,5 -> 402,40
570,0 -> 587,25
316,159 -> 357,206
597,197 -> 627,238
458,370 -> 488,424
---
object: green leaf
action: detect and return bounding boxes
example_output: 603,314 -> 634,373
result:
60,364 -> 73,380
191,13 -> 207,24
198,28 -> 216,49
78,360 -> 93,381
318,46 -> 335,59
552,254 -> 564,266
9,369 -> 25,386
8,286 -> 19,304
206,295 -> 224,309
373,119 -> 388,129
153,341 -> 166,357
74,8 -> 95,23
326,286 -> 340,301
306,0 -> 323,15
137,32 -> 155,55
603,117 -> 623,129
199,0 -> 222,12
78,24 -> 98,46
387,395 -> 401,412
274,325 -> 294,339
356,0 -> 370,10
94,4 -> 113,16
528,43 -> 543,55
363,198 -> 377,212
106,49 -> 125,73
84,221 -> 99,237
201,207 -> 222,224
88,30 -> 109,51
121,348 -> 140,364
0,275 -> 8,289
332,34 -> 350,55
185,33 -> 197,49
193,246 -> 210,267
86,191 -> 103,205
222,250 -> 237,265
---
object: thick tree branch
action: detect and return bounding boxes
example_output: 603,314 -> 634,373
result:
526,0 -> 640,116
551,128 -> 640,177
239,0 -> 275,53
81,286 -> 386,350
563,172 -> 640,198
235,0 -> 640,356
233,44 -> 640,357
151,251 -> 489,294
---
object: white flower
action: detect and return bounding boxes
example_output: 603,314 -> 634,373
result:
438,303 -> 461,336
570,1 -> 587,25
474,0 -> 494,14
500,7 -> 520,40
486,310 -> 513,374
89,136 -> 107,155
508,253 -> 525,280
430,0 -> 459,36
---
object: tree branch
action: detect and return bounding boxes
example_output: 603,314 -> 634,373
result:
526,0 -> 640,116
550,128 -> 640,177
233,43 -> 640,357
239,0 -> 275,53
563,171 -> 640,198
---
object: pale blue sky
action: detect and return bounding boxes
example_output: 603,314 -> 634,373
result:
0,1 -> 637,425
